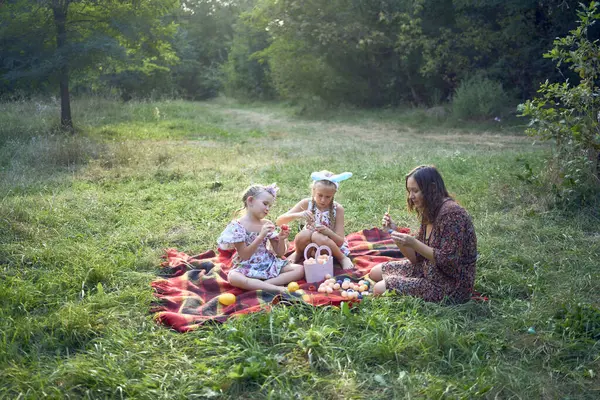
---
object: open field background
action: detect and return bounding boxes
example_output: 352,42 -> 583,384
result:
1,98 -> 599,399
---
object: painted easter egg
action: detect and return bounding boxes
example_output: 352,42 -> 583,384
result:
218,293 -> 236,306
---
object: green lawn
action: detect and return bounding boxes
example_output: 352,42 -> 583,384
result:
1,97 -> 598,399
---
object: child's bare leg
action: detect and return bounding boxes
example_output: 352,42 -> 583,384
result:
312,232 -> 354,270
265,263 -> 305,285
289,229 -> 312,263
228,271 -> 286,293
286,251 -> 299,263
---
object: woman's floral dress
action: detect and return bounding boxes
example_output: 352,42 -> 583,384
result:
218,220 -> 289,279
305,200 -> 350,256
382,200 -> 477,303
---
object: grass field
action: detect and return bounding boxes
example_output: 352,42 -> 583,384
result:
1,97 -> 599,399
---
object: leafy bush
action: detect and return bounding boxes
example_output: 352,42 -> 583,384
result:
451,75 -> 509,120
519,2 -> 600,204
258,40 -> 360,107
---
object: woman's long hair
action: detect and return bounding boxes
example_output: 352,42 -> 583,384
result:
405,165 -> 452,224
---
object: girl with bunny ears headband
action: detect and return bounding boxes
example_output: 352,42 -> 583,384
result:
276,170 -> 354,270
310,171 -> 353,189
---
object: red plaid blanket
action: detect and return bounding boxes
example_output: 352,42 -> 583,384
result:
150,227 -> 486,332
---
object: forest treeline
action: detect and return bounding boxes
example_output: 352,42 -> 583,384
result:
1,1 -> 599,204
2,0 -> 596,108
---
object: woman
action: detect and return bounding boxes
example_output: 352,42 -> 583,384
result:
369,165 -> 477,303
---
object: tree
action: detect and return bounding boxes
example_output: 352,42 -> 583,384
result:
0,0 -> 179,132
222,8 -> 275,100
220,0 -> 585,106
171,0 -> 253,100
247,0 -> 414,106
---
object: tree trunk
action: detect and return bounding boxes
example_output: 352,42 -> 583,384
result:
53,1 -> 73,133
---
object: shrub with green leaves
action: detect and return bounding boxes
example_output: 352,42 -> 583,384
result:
451,75 -> 509,120
519,2 -> 600,204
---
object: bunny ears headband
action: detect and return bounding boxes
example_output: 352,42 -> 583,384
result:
310,171 -> 353,188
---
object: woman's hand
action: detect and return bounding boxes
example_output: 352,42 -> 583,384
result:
259,221 -> 275,238
390,231 -> 416,248
382,212 -> 397,231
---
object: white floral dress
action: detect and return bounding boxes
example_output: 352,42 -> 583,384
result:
217,220 -> 289,279
306,200 -> 350,256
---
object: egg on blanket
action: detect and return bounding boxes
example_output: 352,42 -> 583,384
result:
218,293 -> 236,306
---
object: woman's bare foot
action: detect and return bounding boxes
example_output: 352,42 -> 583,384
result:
340,256 -> 354,270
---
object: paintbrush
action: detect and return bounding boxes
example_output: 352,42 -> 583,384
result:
385,205 -> 394,233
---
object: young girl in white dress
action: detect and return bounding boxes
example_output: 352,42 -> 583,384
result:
217,184 -> 304,293
276,171 -> 354,270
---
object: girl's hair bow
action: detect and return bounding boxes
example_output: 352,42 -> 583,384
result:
263,183 -> 279,198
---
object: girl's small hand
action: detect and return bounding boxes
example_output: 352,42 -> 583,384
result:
279,227 -> 290,240
390,231 -> 415,247
382,212 -> 397,231
260,221 -> 276,238
314,224 -> 331,236
301,210 -> 314,224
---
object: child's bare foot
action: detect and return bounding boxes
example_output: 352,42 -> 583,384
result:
341,256 -> 354,270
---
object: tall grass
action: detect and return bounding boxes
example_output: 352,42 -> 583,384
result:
0,96 -> 598,399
